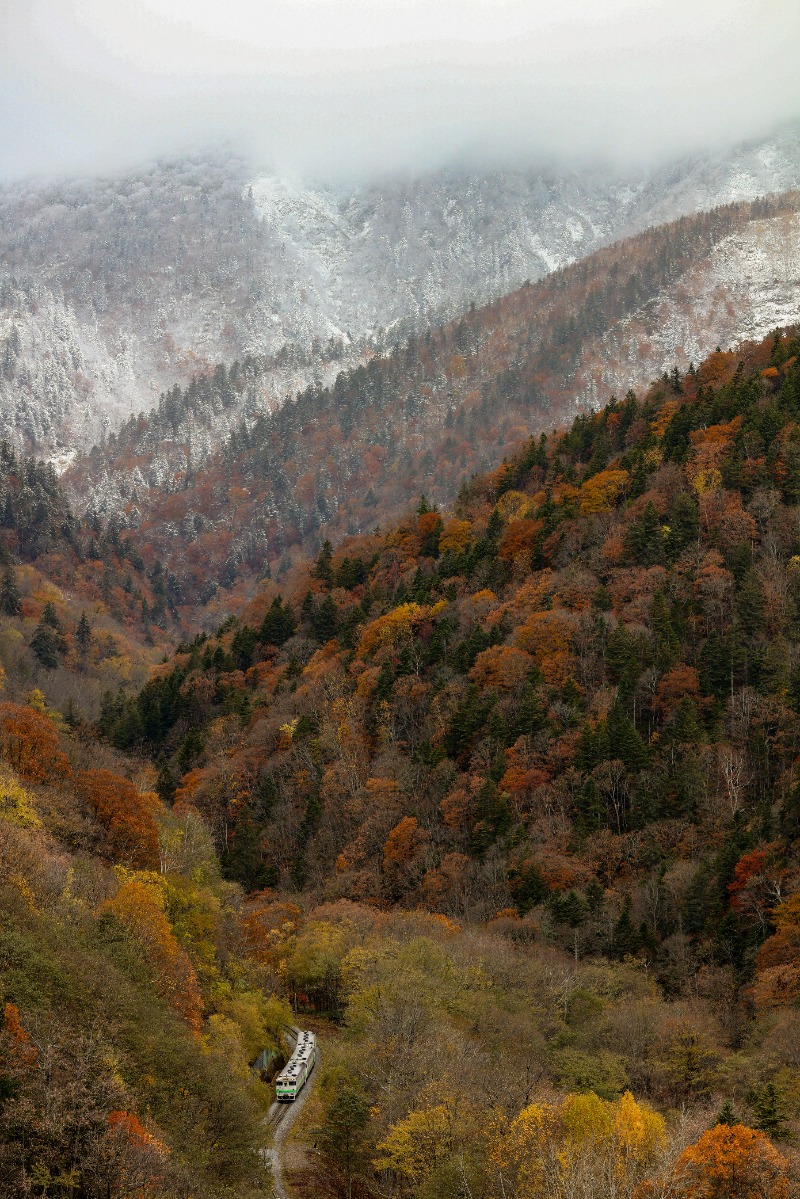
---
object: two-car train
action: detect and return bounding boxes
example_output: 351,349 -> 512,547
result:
274,1030 -> 316,1102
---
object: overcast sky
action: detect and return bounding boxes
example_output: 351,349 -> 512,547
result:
1,0 -> 799,183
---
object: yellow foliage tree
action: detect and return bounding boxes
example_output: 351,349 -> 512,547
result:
490,1101 -> 560,1198
496,490 -> 532,520
439,518 -> 473,556
0,765 -> 42,829
490,1091 -> 665,1199
358,603 -> 427,657
374,1090 -> 463,1186
579,469 -> 630,515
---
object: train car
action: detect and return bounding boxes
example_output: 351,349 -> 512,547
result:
275,1031 -> 317,1102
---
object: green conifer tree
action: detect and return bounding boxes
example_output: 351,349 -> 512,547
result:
75,611 -> 92,659
608,897 -> 641,959
715,1099 -> 740,1127
260,597 -> 296,646
624,501 -> 664,566
751,1081 -> 791,1141
736,569 -> 765,637
312,595 -> 338,642
0,564 -> 21,616
313,540 -> 334,589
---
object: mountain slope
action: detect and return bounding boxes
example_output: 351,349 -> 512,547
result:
4,330 -> 800,1198
2,125 -> 799,455
69,192 -> 800,608
103,325 -> 800,1026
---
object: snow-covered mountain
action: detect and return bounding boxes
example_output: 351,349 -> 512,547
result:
68,192 -> 800,595
557,207 -> 800,412
248,126 -> 800,342
1,125 -> 799,455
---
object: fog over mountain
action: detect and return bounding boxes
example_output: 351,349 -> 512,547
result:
2,125 -> 800,457
2,1 -> 799,183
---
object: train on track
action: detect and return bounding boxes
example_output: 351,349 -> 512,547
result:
275,1030 -> 316,1102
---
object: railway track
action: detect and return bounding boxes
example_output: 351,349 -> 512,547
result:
263,1025 -> 319,1199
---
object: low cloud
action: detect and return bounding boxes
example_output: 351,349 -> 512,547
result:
2,0 -> 799,183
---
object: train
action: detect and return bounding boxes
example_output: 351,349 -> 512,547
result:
274,1030 -> 316,1101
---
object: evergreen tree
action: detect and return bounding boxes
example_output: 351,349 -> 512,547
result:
592,584 -> 613,611
300,590 -> 316,625
550,890 -> 587,927
751,1081 -> 791,1141
624,501 -> 664,566
231,624 -> 259,669
156,764 -> 177,807
260,597 -> 296,646
779,780 -> 800,839
651,590 -> 679,669
699,633 -> 731,701
75,611 -> 92,658
30,623 -> 61,668
715,1099 -> 740,1127
40,601 -> 62,631
736,568 -> 765,637
0,564 -> 21,616
2,492 -> 15,529
574,778 -> 605,835
313,540 -> 334,589
510,860 -> 547,914
511,685 -> 548,741
608,897 -> 641,959
666,491 -> 699,557
444,685 -> 495,763
315,1085 -> 369,1197
606,703 -> 648,772
221,811 -> 278,892
312,594 -> 338,642
30,603 -> 66,668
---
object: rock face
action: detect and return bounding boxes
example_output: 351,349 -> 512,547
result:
1,126 -> 799,455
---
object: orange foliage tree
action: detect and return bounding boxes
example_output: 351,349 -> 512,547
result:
77,769 -> 161,868
752,892 -> 800,1008
469,645 -> 534,693
99,876 -> 203,1033
0,702 -> 70,783
652,665 -> 704,718
2,1002 -> 39,1070
498,518 -> 543,562
668,1124 -> 793,1199
383,816 -> 429,873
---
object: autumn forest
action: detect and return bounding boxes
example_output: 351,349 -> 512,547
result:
3,265 -> 800,1198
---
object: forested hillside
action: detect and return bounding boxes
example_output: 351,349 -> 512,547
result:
0,440 -> 178,719
4,126 -> 798,455
0,700 -> 289,1196
70,193 -> 800,610
83,328 -> 800,1195
0,449 -> 299,1196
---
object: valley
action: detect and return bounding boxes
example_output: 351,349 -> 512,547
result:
1,73 -> 800,1197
